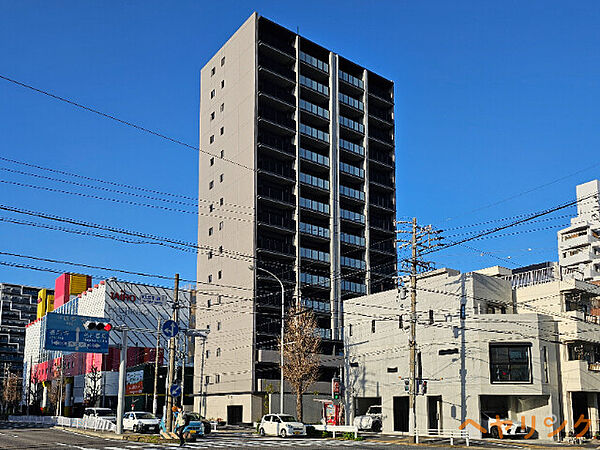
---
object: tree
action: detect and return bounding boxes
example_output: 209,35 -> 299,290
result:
281,304 -> 321,422
85,365 -> 102,407
2,372 -> 20,414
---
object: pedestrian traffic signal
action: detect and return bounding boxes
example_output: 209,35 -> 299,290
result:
83,320 -> 112,331
332,377 -> 341,400
404,379 -> 409,392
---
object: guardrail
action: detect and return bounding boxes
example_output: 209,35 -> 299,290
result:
313,424 -> 358,438
9,415 -> 116,432
416,429 -> 470,446
8,415 -> 57,425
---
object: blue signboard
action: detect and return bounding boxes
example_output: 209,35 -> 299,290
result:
170,384 -> 182,397
162,319 -> 179,338
44,313 -> 110,353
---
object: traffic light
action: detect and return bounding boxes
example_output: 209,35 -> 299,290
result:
84,321 -> 112,331
422,380 -> 427,394
404,379 -> 409,392
332,377 -> 341,400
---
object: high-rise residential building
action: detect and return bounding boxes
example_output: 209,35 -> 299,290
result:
195,13 -> 396,423
558,180 -> 600,281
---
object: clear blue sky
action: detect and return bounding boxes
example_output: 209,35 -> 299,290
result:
1,1 -> 599,289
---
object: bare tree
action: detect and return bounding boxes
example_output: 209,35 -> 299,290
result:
2,372 -> 20,414
281,305 -> 321,422
85,365 -> 102,407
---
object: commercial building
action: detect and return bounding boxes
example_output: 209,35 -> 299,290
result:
558,180 -> 600,281
23,275 -> 193,416
195,12 -> 396,423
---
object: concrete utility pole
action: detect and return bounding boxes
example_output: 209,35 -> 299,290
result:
116,329 -> 128,434
152,318 -> 161,416
396,218 -> 442,443
165,273 -> 179,432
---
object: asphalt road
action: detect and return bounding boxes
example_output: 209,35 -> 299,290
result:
0,422 -> 589,449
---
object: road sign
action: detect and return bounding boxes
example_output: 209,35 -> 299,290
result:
44,313 -> 110,353
162,320 -> 179,338
170,384 -> 182,397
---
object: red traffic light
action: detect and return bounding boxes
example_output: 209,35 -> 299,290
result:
103,323 -> 112,331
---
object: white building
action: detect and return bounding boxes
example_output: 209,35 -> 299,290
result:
558,180 -> 600,281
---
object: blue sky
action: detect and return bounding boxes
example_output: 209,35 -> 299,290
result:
1,1 -> 599,289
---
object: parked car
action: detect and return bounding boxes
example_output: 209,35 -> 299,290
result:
353,405 -> 383,432
83,407 -> 116,424
258,414 -> 306,437
123,411 -> 160,433
185,412 -> 211,435
481,412 -> 529,438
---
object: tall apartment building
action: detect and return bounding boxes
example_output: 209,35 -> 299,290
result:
558,180 -> 600,281
195,13 -> 396,423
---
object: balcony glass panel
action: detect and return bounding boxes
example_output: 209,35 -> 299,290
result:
300,197 -> 330,214
316,328 -> 332,339
341,255 -> 366,269
300,75 -> 329,96
301,298 -> 330,313
300,148 -> 329,167
339,70 -> 364,89
300,272 -> 330,288
299,51 -> 329,73
339,92 -> 364,111
339,138 -> 364,156
300,123 -> 329,143
300,99 -> 329,119
300,221 -> 330,239
300,247 -> 330,263
340,208 -> 365,223
340,161 -> 364,178
300,172 -> 329,190
341,280 -> 366,294
340,232 -> 365,247
340,115 -> 364,133
340,185 -> 365,201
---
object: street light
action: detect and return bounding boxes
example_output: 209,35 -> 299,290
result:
250,265 -> 285,415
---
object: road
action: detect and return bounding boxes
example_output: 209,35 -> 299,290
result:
0,422 -> 588,449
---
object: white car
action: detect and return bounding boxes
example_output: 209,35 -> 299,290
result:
83,407 -> 116,424
258,414 -> 306,437
123,411 -> 161,434
481,412 -> 529,438
354,405 -> 383,432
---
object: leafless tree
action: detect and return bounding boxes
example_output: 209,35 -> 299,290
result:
2,372 -> 20,414
85,365 -> 102,407
281,305 -> 321,422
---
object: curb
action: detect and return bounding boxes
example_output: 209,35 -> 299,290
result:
54,426 -> 178,443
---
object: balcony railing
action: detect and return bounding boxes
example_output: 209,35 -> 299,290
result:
339,70 -> 364,89
340,115 -> 364,134
369,85 -> 393,102
341,280 -> 366,294
316,328 -> 332,339
300,197 -> 330,214
257,211 -> 295,231
370,196 -> 394,210
370,127 -> 393,144
300,247 -> 330,263
370,216 -> 394,231
258,82 -> 295,105
340,161 -> 364,178
259,56 -> 295,80
371,241 -> 395,253
369,105 -> 393,122
259,33 -> 295,56
259,108 -> 295,130
341,255 -> 366,270
370,172 -> 394,187
300,272 -> 330,288
300,172 -> 329,190
257,185 -> 295,205
340,185 -> 365,201
370,150 -> 394,166
258,132 -> 295,155
300,99 -> 329,120
300,148 -> 329,167
257,158 -> 295,179
257,237 -> 295,256
340,208 -> 365,223
300,75 -> 329,96
300,123 -> 329,143
299,51 -> 329,73
299,221 -> 330,239
339,92 -> 364,111
301,298 -> 330,313
341,232 -> 365,247
339,138 -> 364,156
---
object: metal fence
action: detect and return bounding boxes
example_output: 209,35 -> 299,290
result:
9,415 -> 116,432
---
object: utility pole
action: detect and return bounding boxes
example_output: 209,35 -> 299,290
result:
116,329 -> 128,435
165,273 -> 179,432
396,218 -> 442,443
152,317 -> 161,416
58,354 -> 64,416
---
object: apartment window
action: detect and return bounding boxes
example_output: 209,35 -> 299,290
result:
371,320 -> 376,333
216,348 -> 221,357
215,374 -> 221,383
220,103 -> 224,112
218,245 -> 223,253
219,221 -> 223,230
210,89 -> 215,98
220,150 -> 224,158
221,80 -> 225,89
221,56 -> 225,66
209,181 -> 214,190
219,173 -> 224,183
542,346 -> 549,383
206,350 -> 210,359
218,270 -> 222,279
209,204 -> 214,212
219,197 -> 224,206
205,375 -> 210,385
220,126 -> 224,135
209,135 -> 214,144
207,299 -> 211,307
349,324 -> 352,336
210,112 -> 215,121
211,67 -> 215,76
208,275 -> 212,283
217,321 -> 221,331
490,344 -> 532,383
208,227 -> 213,236
210,157 -> 214,166
207,251 -> 213,260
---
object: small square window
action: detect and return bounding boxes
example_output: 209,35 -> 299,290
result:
215,374 -> 221,383
219,198 -> 224,206
208,275 -> 212,283
220,127 -> 224,135
221,80 -> 225,89
220,150 -> 224,158
210,89 -> 215,98
211,67 -> 215,76
216,347 -> 221,357
210,157 -> 214,166
206,350 -> 210,359
209,181 -> 214,190
209,204 -> 214,212
219,221 -> 223,230
217,321 -> 221,331
208,227 -> 213,236
207,299 -> 211,307
371,320 -> 376,333
210,112 -> 215,120
220,103 -> 224,112
209,135 -> 214,144
218,270 -> 222,279
205,375 -> 210,385
219,173 -> 224,183
221,57 -> 225,66
219,245 -> 223,253
208,251 -> 213,260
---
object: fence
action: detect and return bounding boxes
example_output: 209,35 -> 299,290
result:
415,429 -> 470,446
9,415 -> 116,432
312,424 -> 358,438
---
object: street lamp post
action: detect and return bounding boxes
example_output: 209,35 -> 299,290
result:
251,266 -> 285,415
